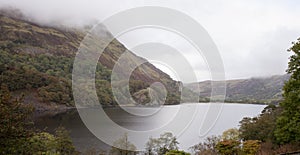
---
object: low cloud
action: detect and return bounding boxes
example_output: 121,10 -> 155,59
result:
0,0 -> 299,82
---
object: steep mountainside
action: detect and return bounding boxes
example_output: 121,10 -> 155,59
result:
185,75 -> 290,104
0,10 -> 181,110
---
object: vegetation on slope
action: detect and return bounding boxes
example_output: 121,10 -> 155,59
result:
0,10 -> 182,109
0,85 -> 76,154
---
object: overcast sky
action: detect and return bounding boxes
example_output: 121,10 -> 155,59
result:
1,0 -> 300,83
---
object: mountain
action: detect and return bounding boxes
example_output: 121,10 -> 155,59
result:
0,9 -> 181,110
185,74 -> 290,104
0,9 -> 288,109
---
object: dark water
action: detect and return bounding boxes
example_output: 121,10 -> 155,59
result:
34,103 -> 266,152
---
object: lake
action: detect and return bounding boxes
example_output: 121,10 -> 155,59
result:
34,103 -> 266,153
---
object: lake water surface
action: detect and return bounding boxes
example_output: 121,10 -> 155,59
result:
35,103 -> 266,152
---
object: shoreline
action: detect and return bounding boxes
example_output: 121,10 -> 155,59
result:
32,102 -> 269,118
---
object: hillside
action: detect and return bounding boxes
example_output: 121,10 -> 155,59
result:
0,9 -> 182,110
0,9 -> 288,109
185,74 -> 290,104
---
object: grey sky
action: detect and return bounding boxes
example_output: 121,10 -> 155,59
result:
1,0 -> 299,82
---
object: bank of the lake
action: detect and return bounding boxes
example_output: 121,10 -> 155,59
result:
34,103 -> 266,152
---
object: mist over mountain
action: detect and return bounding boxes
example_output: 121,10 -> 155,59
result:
0,8 -> 291,110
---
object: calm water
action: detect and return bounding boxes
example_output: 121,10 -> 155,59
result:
34,103 -> 266,152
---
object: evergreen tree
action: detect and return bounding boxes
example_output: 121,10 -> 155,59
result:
275,38 -> 300,144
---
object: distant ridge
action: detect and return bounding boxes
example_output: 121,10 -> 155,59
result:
185,74 -> 290,104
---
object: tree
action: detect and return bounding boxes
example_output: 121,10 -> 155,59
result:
216,128 -> 241,155
221,128 -> 240,141
275,38 -> 300,144
145,132 -> 179,155
110,133 -> 137,155
0,84 -> 34,154
216,140 -> 240,155
0,84 -> 76,154
242,140 -> 261,155
239,105 -> 279,143
146,137 -> 161,155
28,132 -> 57,154
54,126 -> 76,154
189,135 -> 220,155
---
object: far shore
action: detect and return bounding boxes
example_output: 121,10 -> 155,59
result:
32,101 -> 269,118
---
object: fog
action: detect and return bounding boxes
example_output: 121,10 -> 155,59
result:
1,0 -> 299,82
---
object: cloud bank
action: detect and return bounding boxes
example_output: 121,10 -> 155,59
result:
0,0 -> 299,82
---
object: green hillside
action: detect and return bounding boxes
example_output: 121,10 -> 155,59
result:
0,10 -> 182,110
